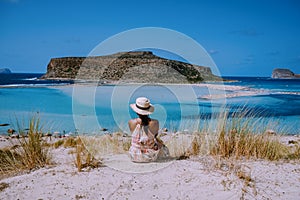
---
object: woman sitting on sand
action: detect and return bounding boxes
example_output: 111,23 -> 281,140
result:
128,97 -> 169,163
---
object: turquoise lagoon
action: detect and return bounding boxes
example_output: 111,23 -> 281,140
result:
0,75 -> 299,135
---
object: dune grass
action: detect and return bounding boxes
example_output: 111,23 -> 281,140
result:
1,108 -> 298,176
53,139 -> 64,148
73,137 -> 103,172
63,137 -> 77,148
210,128 -> 288,160
52,137 -> 78,149
76,108 -> 297,162
207,110 -> 290,161
0,116 -> 51,175
51,136 -> 102,171
79,132 -> 131,159
156,108 -> 297,161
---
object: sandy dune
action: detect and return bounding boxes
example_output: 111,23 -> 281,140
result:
1,144 -> 300,200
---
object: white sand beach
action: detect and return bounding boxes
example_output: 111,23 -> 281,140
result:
0,135 -> 300,200
194,84 -> 267,99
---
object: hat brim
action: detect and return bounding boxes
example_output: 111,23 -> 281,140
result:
130,104 -> 154,115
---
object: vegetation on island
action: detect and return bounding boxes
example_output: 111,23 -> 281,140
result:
42,51 -> 221,83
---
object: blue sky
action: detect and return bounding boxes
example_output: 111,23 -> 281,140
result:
1,0 -> 299,76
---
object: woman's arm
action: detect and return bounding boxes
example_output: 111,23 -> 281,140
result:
149,119 -> 159,136
150,119 -> 164,148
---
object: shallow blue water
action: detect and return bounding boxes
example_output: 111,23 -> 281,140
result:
224,76 -> 300,92
0,74 -> 299,134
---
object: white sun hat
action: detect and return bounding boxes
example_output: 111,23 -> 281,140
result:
130,97 -> 154,115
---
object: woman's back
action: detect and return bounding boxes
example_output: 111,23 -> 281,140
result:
128,118 -> 160,162
128,118 -> 159,135
128,97 -> 169,162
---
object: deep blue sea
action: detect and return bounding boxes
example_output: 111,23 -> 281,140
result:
0,73 -> 299,135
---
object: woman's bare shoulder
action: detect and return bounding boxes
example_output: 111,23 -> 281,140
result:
129,118 -> 142,124
150,118 -> 159,125
128,118 -> 141,132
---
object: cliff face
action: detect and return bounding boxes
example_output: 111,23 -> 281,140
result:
42,57 -> 85,79
272,68 -> 300,79
42,51 -> 221,83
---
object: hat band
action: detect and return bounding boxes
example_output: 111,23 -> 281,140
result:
136,104 -> 151,110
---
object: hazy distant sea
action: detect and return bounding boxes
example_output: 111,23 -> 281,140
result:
0,73 -> 299,135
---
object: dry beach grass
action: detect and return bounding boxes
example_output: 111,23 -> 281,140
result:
0,113 -> 299,199
0,117 -> 51,177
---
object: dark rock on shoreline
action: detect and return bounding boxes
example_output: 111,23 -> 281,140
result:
0,68 -> 12,74
272,68 -> 300,79
41,51 -> 222,83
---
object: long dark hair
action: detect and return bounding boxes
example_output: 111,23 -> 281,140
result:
138,114 -> 151,126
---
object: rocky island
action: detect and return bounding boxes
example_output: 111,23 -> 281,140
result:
42,51 -> 222,83
271,68 -> 300,79
0,68 -> 12,74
